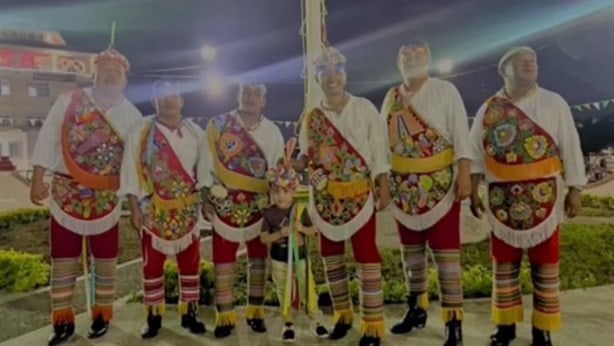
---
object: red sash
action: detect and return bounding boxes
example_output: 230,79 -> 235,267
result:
53,90 -> 122,221
207,114 -> 270,228
305,108 -> 371,226
139,120 -> 199,241
384,87 -> 454,215
482,96 -> 561,230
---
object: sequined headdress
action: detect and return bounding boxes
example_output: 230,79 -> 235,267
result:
266,137 -> 300,190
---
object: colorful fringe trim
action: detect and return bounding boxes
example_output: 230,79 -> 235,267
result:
492,304 -> 524,325
332,308 -> 354,325
142,304 -> 166,317
51,307 -> 75,325
245,305 -> 266,320
92,304 -> 113,322
533,309 -> 561,332
360,320 -> 385,339
417,292 -> 429,310
178,301 -> 189,316
442,308 -> 464,322
215,310 -> 237,327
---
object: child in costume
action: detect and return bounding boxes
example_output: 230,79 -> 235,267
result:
260,138 -> 329,343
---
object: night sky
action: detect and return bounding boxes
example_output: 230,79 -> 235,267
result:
1,0 -> 613,122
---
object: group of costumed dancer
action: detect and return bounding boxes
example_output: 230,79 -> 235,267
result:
30,36 -> 585,346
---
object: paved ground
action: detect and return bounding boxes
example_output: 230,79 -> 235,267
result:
3,285 -> 613,346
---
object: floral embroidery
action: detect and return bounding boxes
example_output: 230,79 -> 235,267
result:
523,135 -> 548,160
209,113 -> 270,228
140,122 -> 199,241
307,109 -> 370,225
488,177 -> 557,230
52,175 -> 117,220
385,88 -> 454,216
53,91 -> 122,220
482,97 -> 559,165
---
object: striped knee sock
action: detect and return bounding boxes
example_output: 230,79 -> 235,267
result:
214,262 -> 236,327
50,258 -> 79,325
492,261 -> 523,325
92,257 -> 117,321
433,249 -> 463,321
531,262 -> 561,331
356,262 -> 384,338
323,254 -> 353,324
401,244 -> 429,308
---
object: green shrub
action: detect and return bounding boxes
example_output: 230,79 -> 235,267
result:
0,250 -> 50,292
581,195 -> 614,211
0,209 -> 49,231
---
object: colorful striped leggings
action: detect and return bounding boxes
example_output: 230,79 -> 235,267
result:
397,202 -> 463,322
491,229 -> 560,331
49,217 -> 118,325
319,214 -> 384,339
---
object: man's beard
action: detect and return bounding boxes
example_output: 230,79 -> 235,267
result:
401,64 -> 429,79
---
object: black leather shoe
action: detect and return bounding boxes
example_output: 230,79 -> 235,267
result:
359,335 -> 381,346
531,326 -> 553,346
490,324 -> 516,346
247,318 -> 267,333
180,303 -> 206,334
48,323 -> 75,346
444,317 -> 463,346
214,325 -> 233,338
390,295 -> 428,334
328,320 -> 352,340
140,310 -> 162,339
87,314 -> 109,339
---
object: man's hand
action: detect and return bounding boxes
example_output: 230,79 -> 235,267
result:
130,210 -> 144,235
455,159 -> 472,201
30,179 -> 49,206
564,187 -> 582,218
470,192 -> 486,219
201,201 -> 215,222
30,166 -> 49,206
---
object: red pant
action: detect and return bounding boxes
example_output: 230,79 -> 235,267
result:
319,214 -> 381,263
141,232 -> 201,305
49,217 -> 118,324
397,202 -> 461,249
50,217 -> 118,259
211,231 -> 268,262
491,229 -> 559,264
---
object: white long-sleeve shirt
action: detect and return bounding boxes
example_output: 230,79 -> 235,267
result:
196,110 -> 285,189
380,78 -> 475,162
470,87 -> 587,189
299,94 -> 391,180
119,115 -> 204,200
31,88 -> 142,173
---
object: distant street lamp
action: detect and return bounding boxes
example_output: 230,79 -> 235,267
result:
436,58 -> 454,74
200,45 -> 217,63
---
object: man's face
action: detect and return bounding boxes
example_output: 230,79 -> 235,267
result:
271,186 -> 294,208
398,44 -> 430,77
238,86 -> 265,114
154,86 -> 183,115
316,65 -> 346,96
505,52 -> 538,83
94,60 -> 127,92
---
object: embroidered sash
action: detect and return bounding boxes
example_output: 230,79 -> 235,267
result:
206,114 -> 270,233
305,108 -> 373,239
384,87 -> 455,229
482,96 -> 562,248
52,90 -> 122,229
138,119 -> 199,254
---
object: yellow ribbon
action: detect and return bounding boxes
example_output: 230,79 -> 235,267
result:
391,148 -> 455,174
326,179 -> 371,199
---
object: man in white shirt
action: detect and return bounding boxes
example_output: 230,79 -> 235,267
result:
381,38 -> 472,346
198,83 -> 285,338
119,80 -> 206,339
469,46 -> 586,346
30,46 -> 142,345
293,45 -> 390,346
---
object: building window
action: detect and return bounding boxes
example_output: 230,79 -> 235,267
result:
9,142 -> 21,157
0,81 -> 9,96
28,83 -> 50,97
